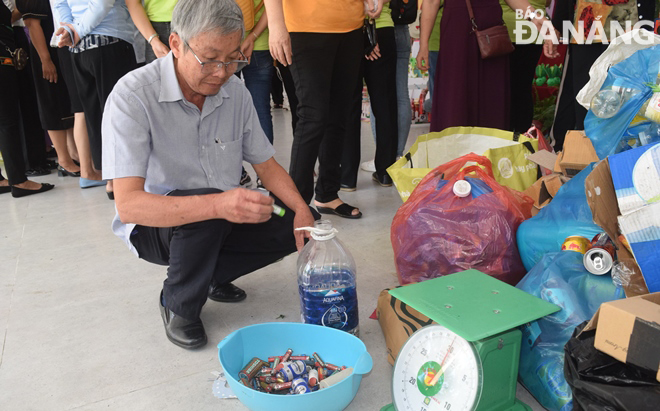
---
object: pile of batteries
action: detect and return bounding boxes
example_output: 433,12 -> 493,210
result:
238,349 -> 349,395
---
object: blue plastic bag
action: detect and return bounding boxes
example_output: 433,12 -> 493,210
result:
585,46 -> 660,159
516,252 -> 625,411
517,165 -> 602,271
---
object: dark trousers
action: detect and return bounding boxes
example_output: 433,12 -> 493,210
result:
271,67 -> 284,105
341,27 -> 398,187
70,40 -> 137,170
288,28 -> 363,204
509,44 -> 543,133
14,27 -> 46,169
0,65 -> 28,184
276,63 -> 299,132
551,43 -> 607,150
129,188 -> 301,320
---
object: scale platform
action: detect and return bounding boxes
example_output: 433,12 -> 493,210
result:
389,269 -> 559,342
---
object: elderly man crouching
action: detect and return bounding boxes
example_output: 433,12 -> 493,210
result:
102,0 -> 316,349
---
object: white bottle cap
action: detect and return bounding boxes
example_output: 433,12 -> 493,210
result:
453,180 -> 472,197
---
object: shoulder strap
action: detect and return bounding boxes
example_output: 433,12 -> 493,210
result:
464,0 -> 478,31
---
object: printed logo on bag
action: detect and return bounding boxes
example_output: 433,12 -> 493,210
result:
412,177 -> 423,186
498,158 -> 514,179
513,8 -> 655,45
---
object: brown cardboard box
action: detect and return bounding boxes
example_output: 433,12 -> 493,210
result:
584,159 -> 649,297
376,288 -> 433,365
582,293 -> 660,382
523,174 -> 567,216
559,131 -> 599,177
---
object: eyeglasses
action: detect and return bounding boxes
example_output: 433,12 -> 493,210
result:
185,41 -> 248,74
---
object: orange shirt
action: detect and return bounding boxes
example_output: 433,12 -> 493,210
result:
283,0 -> 365,33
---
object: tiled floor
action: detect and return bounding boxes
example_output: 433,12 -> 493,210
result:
0,109 -> 543,410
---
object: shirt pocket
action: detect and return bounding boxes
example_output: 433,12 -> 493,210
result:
213,136 -> 243,188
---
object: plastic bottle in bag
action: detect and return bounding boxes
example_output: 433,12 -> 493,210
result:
638,123 -> 660,146
296,220 -> 359,336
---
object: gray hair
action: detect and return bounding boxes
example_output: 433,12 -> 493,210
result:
171,0 -> 245,46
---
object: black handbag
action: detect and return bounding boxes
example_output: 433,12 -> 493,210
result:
363,19 -> 378,56
0,40 -> 27,70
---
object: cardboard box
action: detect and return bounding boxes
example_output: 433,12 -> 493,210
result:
584,159 -> 649,297
582,292 -> 660,382
618,203 -> 660,293
608,143 -> 659,215
376,288 -> 433,365
559,131 -> 599,177
528,149 -> 559,175
523,173 -> 567,215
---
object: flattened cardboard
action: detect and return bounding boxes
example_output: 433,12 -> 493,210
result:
589,292 -> 660,382
528,149 -> 559,173
561,131 -> 599,176
584,160 -> 649,297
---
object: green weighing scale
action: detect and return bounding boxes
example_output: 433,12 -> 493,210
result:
380,270 -> 560,411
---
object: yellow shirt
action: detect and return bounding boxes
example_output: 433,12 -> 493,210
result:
283,0 -> 365,33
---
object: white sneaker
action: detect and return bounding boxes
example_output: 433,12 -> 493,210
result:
360,159 -> 376,173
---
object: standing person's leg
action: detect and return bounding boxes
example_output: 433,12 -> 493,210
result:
288,32 -> 339,204
509,44 -> 543,133
13,27 -> 47,173
394,24 -> 412,157
271,64 -> 284,107
58,48 -> 101,182
0,66 -> 29,185
423,50 -> 439,113
241,50 -> 275,143
0,65 -> 54,195
75,41 -> 137,194
550,47 -> 575,151
364,27 -> 398,185
315,29 -> 363,213
278,63 -> 299,132
340,65 -> 365,190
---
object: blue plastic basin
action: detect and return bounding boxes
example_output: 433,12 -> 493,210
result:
217,322 -> 373,411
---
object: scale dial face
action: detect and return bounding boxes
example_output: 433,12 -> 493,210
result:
392,325 -> 483,411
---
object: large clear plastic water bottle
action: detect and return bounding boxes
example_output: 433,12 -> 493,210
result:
639,123 -> 660,146
296,220 -> 359,336
590,89 -> 623,119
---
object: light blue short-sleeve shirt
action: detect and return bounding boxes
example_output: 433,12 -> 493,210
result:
102,53 -> 275,256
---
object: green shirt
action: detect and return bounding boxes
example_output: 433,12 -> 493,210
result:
429,7 -> 442,52
247,0 -> 269,51
375,5 -> 394,29
144,0 -> 178,23
501,0 -> 545,43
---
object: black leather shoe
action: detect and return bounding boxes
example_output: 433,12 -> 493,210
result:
57,165 -> 81,177
159,296 -> 207,349
208,282 -> 247,303
25,167 -> 51,176
372,171 -> 393,187
11,183 -> 55,198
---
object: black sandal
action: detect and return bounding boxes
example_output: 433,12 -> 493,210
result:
316,203 -> 362,219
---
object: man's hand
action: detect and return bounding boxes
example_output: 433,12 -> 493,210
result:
42,59 -> 58,83
56,23 -> 80,47
151,38 -> 170,59
219,188 -> 275,224
416,45 -> 430,71
268,24 -> 292,66
293,207 -> 315,252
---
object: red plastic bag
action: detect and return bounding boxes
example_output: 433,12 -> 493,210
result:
391,154 -> 533,285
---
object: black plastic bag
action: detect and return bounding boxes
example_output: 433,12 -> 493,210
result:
564,321 -> 660,411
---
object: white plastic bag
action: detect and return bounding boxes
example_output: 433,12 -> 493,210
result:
577,29 -> 660,110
